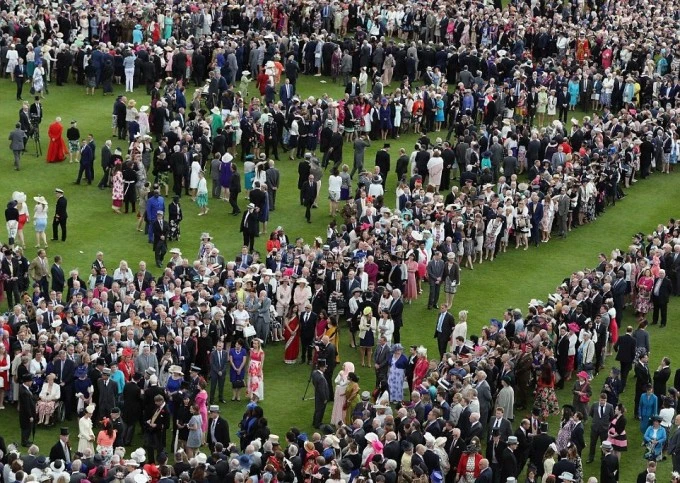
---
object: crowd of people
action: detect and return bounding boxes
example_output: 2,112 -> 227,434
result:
3,0 -> 680,482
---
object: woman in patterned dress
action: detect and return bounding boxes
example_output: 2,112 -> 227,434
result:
387,344 -> 408,403
534,363 -> 560,419
247,338 -> 265,400
111,162 -> 124,214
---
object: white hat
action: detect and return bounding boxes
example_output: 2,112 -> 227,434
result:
85,404 -> 96,414
134,474 -> 149,483
140,105 -> 149,112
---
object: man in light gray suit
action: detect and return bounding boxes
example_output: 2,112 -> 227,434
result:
266,160 -> 280,211
556,187 -> 570,238
209,340 -> 228,404
475,370 -> 493,433
135,344 -> 159,376
666,414 -> 680,472
587,393 -> 614,462
256,290 -> 272,344
426,251 -> 445,309
9,122 -> 27,170
97,367 -> 118,417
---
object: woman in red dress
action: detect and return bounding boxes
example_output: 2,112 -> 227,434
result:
412,346 -> 429,389
283,306 -> 300,364
46,117 -> 67,163
118,348 -> 135,381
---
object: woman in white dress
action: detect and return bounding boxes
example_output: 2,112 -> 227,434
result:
78,404 -> 96,453
138,106 -> 150,136
6,44 -> 18,80
189,159 -> 202,200
330,361 -> 355,425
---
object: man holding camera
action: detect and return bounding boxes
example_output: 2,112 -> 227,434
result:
317,335 -> 337,400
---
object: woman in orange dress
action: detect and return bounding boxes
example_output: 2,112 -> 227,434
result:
96,417 -> 117,465
118,348 -> 135,381
46,117 -> 67,163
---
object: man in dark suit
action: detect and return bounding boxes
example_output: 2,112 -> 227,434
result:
389,289 -> 404,344
433,304 -> 455,360
653,357 -> 671,400
1,249 -> 21,308
388,255 -> 404,292
209,341 -> 228,404
514,419 -> 531,474
373,335 -> 390,388
151,211 -> 169,268
14,58 -> 25,100
239,203 -> 259,252
51,255 -> 65,293
301,174 -> 317,223
651,269 -> 673,326
52,188 -> 68,242
500,436 -> 519,483
49,427 -> 71,463
299,302 -> 317,364
206,405 -> 230,453
97,367 -> 118,417
600,441 -> 619,483
312,360 -> 330,428
485,430 -> 506,481
614,325 -> 637,391
666,414 -> 680,472
345,76 -> 360,96
570,412 -> 585,457
634,354 -> 652,417
488,407 -> 513,442
587,393 -> 614,463
530,423 -> 555,476
52,350 -> 75,420
19,373 -> 36,446
75,139 -> 94,184
95,267 -> 114,289
145,394 -> 170,463
279,79 -> 295,109
475,459 -> 493,483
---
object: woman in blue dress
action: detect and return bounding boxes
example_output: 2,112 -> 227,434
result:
643,415 -> 666,461
567,76 -> 580,110
165,365 -> 184,415
229,339 -> 248,402
164,15 -> 173,40
379,99 -> 393,141
434,94 -> 445,131
638,383 -> 658,434
73,365 -> 94,414
387,344 -> 408,403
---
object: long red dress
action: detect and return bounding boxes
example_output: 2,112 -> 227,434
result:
283,316 -> 300,363
46,121 -> 67,163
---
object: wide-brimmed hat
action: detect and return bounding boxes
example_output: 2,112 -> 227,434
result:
576,371 -> 589,380
33,195 -> 48,205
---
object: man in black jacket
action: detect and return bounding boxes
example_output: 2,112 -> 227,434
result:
299,302 -> 317,364
614,325 -> 637,391
206,405 -> 230,452
151,211 -> 169,268
312,360 -> 330,428
651,269 -> 673,327
52,188 -> 68,242
301,174 -> 317,223
19,373 -> 36,446
239,203 -> 259,251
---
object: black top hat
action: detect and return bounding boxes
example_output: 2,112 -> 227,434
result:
60,427 -> 69,436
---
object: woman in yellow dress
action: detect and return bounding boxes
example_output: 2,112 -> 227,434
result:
343,372 -> 361,425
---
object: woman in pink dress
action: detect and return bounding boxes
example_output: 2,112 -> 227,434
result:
111,162 -> 124,213
405,253 -> 418,303
248,338 -> 265,400
194,379 -> 209,434
283,306 -> 300,364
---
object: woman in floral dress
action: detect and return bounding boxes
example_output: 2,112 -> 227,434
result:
247,338 -> 265,400
111,163 -> 124,214
635,268 -> 654,316
534,363 -> 560,419
404,253 -> 418,303
387,344 -> 408,403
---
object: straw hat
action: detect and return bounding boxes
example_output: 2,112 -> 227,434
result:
33,196 -> 48,205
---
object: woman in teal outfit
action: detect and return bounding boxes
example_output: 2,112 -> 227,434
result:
567,76 -> 580,110
164,15 -> 173,40
210,107 -> 223,139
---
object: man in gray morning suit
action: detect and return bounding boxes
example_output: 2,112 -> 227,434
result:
666,414 -> 680,472
209,341 -> 228,404
426,251 -> 445,309
373,335 -> 390,388
97,367 -> 118,417
9,122 -> 27,170
587,393 -> 614,462
256,291 -> 272,344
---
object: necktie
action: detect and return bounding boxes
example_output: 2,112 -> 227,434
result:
217,351 -> 221,366
63,442 -> 70,463
600,405 -> 604,418
437,313 -> 444,332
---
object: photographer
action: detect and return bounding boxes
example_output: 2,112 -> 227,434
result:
316,335 -> 337,398
29,96 -> 43,128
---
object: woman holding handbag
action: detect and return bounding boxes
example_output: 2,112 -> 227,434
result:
572,371 -> 592,422
229,338 -> 248,402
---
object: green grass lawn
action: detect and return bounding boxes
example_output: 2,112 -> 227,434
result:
0,73 -> 678,481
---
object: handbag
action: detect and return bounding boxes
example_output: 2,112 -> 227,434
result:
233,378 -> 245,388
579,393 -> 590,403
243,325 -> 257,338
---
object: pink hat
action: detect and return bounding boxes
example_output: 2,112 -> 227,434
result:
577,371 -> 589,380
371,440 -> 384,452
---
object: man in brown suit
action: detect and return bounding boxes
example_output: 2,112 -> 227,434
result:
28,249 -> 51,295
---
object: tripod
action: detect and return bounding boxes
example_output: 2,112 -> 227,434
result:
302,368 -> 315,401
31,123 -> 42,157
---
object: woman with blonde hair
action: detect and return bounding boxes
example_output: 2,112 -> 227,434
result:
36,373 -> 61,424
78,404 -> 96,453
12,192 -> 29,248
358,307 -> 377,367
